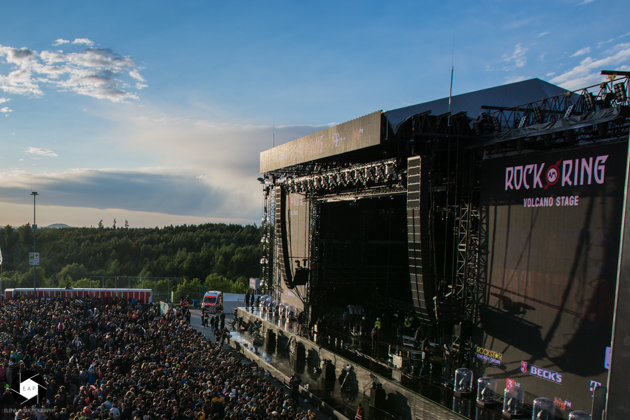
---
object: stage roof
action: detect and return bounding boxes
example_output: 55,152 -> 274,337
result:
260,79 -> 570,172
385,78 -> 570,135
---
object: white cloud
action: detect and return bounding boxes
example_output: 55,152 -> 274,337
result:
579,0 -> 594,4
538,32 -> 549,37
0,106 -> 12,113
571,47 -> 591,57
72,38 -> 94,46
502,44 -> 528,70
25,147 -> 58,157
546,72 -> 556,76
0,42 -> 145,102
0,97 -> 9,104
598,32 -> 630,48
52,39 -> 69,46
129,69 -> 145,82
551,42 -> 630,90
0,106 -> 325,223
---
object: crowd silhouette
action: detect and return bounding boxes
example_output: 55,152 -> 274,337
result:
0,296 -> 316,420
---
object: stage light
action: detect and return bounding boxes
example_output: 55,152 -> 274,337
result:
563,104 -> 575,118
614,82 -> 627,103
533,107 -> 543,124
492,116 -> 500,132
583,92 -> 596,111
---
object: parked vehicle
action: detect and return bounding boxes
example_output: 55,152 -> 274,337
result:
202,290 -> 223,313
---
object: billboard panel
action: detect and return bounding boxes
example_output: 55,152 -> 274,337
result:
260,111 -> 382,173
479,141 -> 627,414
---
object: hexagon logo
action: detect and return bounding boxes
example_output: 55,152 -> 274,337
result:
10,370 -> 46,406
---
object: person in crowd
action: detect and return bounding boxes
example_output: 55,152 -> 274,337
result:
0,295 -> 316,420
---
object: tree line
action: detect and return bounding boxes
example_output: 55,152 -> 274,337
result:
0,223 -> 263,298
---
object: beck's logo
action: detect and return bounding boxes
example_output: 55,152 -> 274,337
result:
522,362 -> 563,384
521,361 -> 528,373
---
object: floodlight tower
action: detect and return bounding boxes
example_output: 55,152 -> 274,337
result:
31,191 -> 38,295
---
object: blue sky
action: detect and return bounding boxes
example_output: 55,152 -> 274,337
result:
0,0 -> 629,228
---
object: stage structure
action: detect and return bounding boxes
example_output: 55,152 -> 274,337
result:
259,72 -> 630,418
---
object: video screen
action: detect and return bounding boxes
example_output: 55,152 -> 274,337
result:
478,141 -> 626,415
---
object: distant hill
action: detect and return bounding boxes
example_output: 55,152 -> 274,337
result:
44,223 -> 71,229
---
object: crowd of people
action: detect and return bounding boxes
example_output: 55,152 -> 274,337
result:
0,295 -> 319,420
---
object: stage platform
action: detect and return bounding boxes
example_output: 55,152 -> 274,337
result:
232,307 -> 479,420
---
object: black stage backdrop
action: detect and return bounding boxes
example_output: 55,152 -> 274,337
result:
478,141 -> 627,414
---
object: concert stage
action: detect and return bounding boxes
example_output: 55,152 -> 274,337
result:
258,72 -> 630,419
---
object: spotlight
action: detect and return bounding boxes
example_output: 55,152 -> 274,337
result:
614,83 -> 627,103
492,116 -> 500,132
563,104 -> 575,118
583,92 -> 596,112
533,107 -> 543,124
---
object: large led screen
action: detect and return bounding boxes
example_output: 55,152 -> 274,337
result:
478,141 -> 627,416
260,111 -> 382,173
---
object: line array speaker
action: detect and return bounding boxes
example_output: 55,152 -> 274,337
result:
407,156 -> 436,325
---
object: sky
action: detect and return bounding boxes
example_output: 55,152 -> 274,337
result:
0,0 -> 629,228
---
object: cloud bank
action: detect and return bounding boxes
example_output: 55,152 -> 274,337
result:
0,39 -> 144,102
0,120 -> 324,224
551,42 -> 630,90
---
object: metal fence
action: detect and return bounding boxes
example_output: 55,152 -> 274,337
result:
89,276 -> 184,303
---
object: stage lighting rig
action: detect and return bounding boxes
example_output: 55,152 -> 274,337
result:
614,82 -> 627,103
583,92 -> 596,112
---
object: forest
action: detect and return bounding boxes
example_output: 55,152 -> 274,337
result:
0,222 -> 263,300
